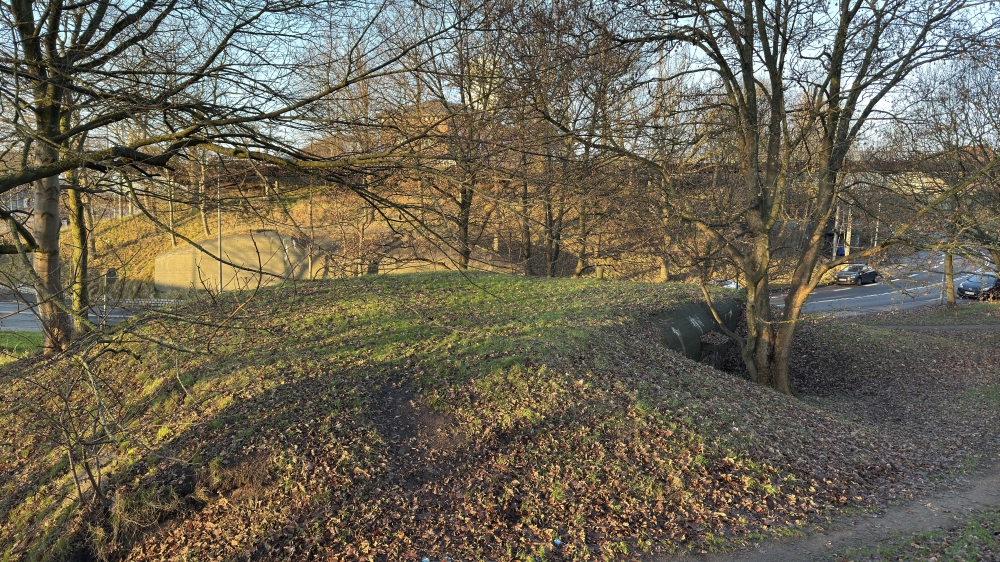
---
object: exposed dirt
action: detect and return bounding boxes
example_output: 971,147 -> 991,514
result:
370,382 -> 466,491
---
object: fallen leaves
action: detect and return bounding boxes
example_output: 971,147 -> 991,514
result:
6,276 -> 1000,560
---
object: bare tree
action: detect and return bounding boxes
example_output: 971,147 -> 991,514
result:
534,0 -> 1000,394
0,0 -> 467,351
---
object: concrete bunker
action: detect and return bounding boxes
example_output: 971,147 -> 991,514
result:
154,230 -> 322,293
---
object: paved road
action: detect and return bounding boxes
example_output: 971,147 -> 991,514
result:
0,301 -> 134,332
772,253 -> 992,317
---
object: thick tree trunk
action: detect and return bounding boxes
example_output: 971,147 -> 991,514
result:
945,251 -> 956,306
66,184 -> 90,334
739,266 -> 804,396
34,143 -> 72,352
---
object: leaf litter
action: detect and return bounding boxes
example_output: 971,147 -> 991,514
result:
1,274 -> 999,561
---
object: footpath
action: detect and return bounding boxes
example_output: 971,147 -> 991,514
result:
651,464 -> 1000,561
653,316 -> 1000,561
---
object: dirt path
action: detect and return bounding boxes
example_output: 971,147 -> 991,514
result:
649,314 -> 1000,561
649,464 -> 1000,561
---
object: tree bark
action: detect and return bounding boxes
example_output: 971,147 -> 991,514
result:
66,182 -> 90,335
33,142 -> 72,352
84,194 -> 97,256
945,251 -> 956,306
543,197 -> 563,277
166,170 -> 177,247
457,181 -> 473,269
573,209 -> 586,278
199,157 -> 211,236
520,171 -> 533,276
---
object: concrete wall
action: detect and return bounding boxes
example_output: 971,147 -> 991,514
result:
652,298 -> 742,361
154,231 -> 321,293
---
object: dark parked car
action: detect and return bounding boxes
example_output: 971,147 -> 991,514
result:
835,264 -> 877,285
956,274 -> 999,300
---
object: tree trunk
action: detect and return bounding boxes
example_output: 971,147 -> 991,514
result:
738,262 -> 802,397
543,197 -> 563,277
573,209 -> 587,278
84,194 -> 97,256
945,251 -> 956,306
457,181 -> 473,270
520,175 -> 533,276
66,182 -> 90,335
199,158 -> 211,236
166,171 -> 177,247
33,142 -> 72,352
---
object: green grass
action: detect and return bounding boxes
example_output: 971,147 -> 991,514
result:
0,331 -> 41,364
0,272 -> 911,561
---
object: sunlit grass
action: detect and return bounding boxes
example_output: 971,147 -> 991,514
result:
0,331 -> 41,365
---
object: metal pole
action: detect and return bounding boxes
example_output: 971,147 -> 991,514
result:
873,203 -> 881,247
218,161 -> 223,294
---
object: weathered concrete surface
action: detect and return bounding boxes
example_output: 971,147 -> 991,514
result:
154,230 -> 321,293
653,298 -> 742,361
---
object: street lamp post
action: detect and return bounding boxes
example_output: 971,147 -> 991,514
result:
218,161 -> 223,294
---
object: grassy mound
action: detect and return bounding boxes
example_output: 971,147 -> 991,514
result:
1,273 -> 914,561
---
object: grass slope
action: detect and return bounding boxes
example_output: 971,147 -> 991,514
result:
1,273 -> 922,561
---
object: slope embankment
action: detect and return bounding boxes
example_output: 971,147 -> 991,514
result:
2,274 -> 997,561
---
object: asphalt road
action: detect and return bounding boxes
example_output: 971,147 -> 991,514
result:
0,252 -> 991,330
0,301 -> 134,332
772,252 -> 992,317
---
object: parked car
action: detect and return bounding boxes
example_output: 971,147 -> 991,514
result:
835,264 -> 877,285
956,274 -> 999,300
